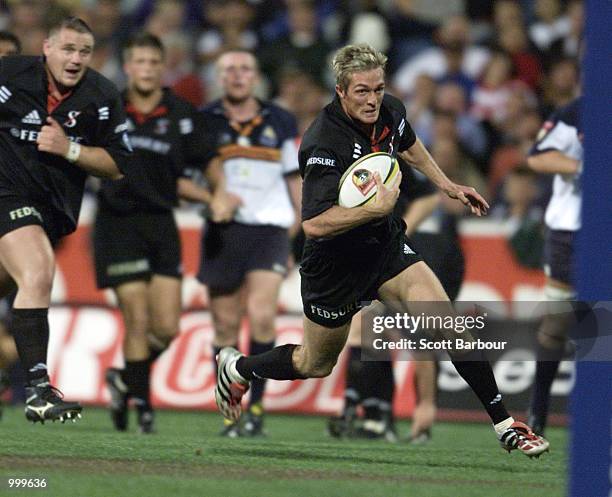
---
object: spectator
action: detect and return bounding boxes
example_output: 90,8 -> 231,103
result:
386,0 -> 436,69
471,51 -> 535,129
540,57 -> 579,116
0,30 -> 20,57
163,32 -> 205,107
392,15 -> 489,98
548,0 -> 583,60
496,24 -> 543,90
529,0 -> 570,52
275,68 -> 328,136
404,73 -> 437,146
488,109 -> 544,196
6,0 -> 48,55
492,166 -> 544,269
197,0 -> 257,66
258,0 -> 333,94
145,0 -> 187,39
89,37 -> 125,88
431,136 -> 488,201
434,81 -> 488,163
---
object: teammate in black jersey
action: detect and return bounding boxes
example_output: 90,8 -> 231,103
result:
216,44 -> 550,457
93,33 -> 216,434
0,17 -> 130,424
0,30 -> 21,420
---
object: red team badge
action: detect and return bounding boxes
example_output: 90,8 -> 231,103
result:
352,168 -> 376,196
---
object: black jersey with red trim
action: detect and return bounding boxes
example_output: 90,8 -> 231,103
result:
0,56 -> 130,236
98,88 -> 209,214
299,93 -> 417,248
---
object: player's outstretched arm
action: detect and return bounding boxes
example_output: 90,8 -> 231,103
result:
527,150 -> 581,175
36,117 -> 123,179
399,138 -> 489,217
302,170 -> 401,239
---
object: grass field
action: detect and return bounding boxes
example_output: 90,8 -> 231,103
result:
1,406 -> 567,497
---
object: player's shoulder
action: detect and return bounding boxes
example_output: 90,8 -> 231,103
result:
260,100 -> 298,138
552,97 -> 581,128
303,100 -> 352,150
382,93 -> 407,118
82,67 -> 121,101
301,113 -> 335,153
163,88 -> 197,114
200,99 -> 224,119
261,100 -> 296,123
0,55 -> 41,76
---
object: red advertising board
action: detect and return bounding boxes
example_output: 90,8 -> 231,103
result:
45,212 -> 566,419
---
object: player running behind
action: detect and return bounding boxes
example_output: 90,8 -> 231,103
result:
96,33 -> 226,433
526,95 -> 583,435
198,51 -> 302,437
0,17 -> 131,423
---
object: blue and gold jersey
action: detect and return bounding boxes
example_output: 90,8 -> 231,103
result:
201,99 -> 299,228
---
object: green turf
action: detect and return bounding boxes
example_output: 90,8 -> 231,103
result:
0,407 -> 567,497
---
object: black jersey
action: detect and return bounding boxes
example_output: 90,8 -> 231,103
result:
0,56 -> 130,236
98,88 -> 210,214
299,94 -> 417,250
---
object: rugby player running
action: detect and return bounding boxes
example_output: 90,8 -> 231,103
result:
215,44 -> 549,457
0,17 -> 131,423
97,33 -> 217,434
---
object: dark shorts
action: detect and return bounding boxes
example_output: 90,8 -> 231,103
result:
543,228 -> 575,286
198,221 -> 289,295
409,232 -> 465,302
93,208 -> 182,289
0,195 -> 65,246
300,228 -> 422,328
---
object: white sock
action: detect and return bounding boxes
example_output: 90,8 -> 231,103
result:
494,417 -> 515,437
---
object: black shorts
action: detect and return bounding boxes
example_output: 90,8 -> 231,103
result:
93,208 -> 182,289
0,195 -> 65,246
409,232 -> 465,302
198,221 -> 289,295
300,227 -> 422,328
543,228 -> 575,286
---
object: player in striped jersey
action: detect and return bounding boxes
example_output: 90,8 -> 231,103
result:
199,51 -> 301,437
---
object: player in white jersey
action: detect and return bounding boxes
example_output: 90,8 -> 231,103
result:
198,51 -> 302,437
527,96 -> 583,435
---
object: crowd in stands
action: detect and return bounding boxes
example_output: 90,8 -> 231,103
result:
0,0 -> 583,268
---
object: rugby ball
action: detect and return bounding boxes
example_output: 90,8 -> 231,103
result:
338,152 -> 400,208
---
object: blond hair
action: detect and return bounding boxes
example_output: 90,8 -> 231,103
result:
332,44 -> 387,90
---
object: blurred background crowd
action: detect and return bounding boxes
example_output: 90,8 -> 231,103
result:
0,0 -> 583,269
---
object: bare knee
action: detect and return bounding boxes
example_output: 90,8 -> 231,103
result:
247,301 -> 276,342
17,267 -> 53,302
211,307 -> 241,346
150,315 -> 179,345
123,307 -> 149,339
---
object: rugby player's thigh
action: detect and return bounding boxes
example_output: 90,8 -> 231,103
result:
378,261 -> 450,306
